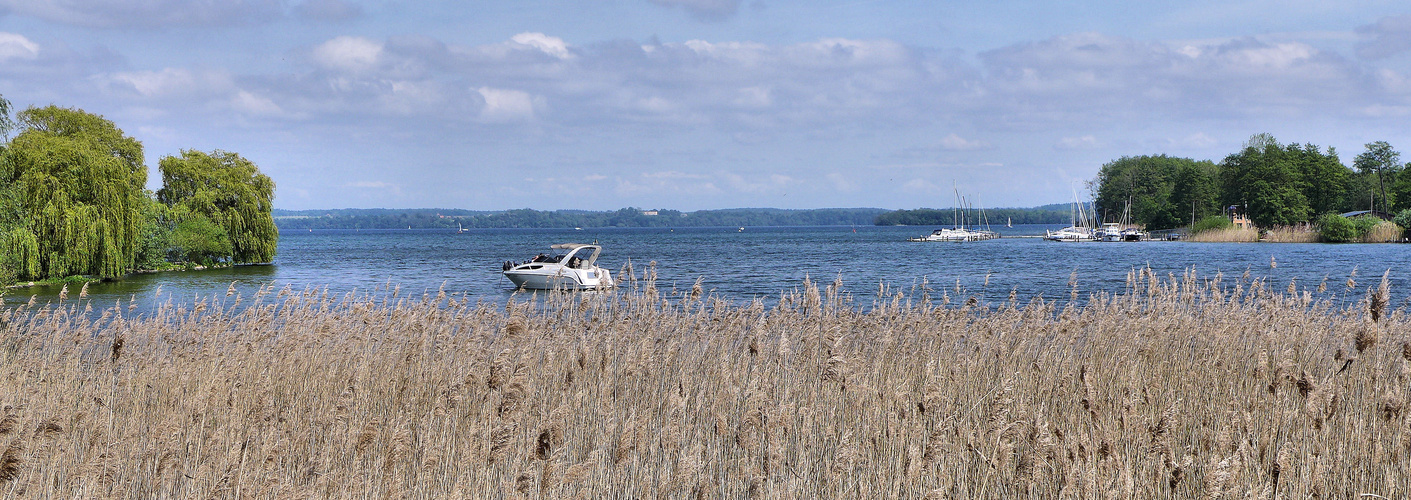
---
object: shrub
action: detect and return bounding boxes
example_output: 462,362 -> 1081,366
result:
1351,215 -> 1381,236
0,262 -> 15,287
1394,209 -> 1411,238
1317,213 -> 1358,242
1360,221 -> 1402,243
169,214 -> 232,265
1190,214 -> 1232,234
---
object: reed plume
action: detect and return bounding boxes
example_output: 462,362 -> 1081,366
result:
0,271 -> 1402,497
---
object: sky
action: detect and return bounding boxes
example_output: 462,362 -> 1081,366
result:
2,1 -> 1411,211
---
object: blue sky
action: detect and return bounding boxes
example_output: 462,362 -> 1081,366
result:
2,1 -> 1410,210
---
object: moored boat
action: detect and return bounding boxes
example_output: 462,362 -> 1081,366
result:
501,243 -> 614,290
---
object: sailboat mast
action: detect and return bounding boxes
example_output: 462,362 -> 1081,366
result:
952,184 -> 961,229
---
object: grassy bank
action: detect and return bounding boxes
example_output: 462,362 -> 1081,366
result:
1186,227 -> 1259,242
0,273 -> 1408,497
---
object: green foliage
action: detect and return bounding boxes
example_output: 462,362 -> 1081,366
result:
0,93 -> 13,141
133,195 -> 174,271
169,212 -> 232,266
1351,215 -> 1381,236
1220,135 -> 1315,228
157,150 -> 277,264
275,207 -> 890,229
1317,214 -> 1358,243
1353,141 -> 1401,213
1093,155 -> 1219,230
1394,209 -> 1411,235
0,106 -> 146,280
1189,215 -> 1233,234
872,206 -> 1072,226
1391,163 -> 1411,213
1291,143 -> 1349,216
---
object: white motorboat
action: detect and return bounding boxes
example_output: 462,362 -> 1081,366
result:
1096,222 -> 1124,242
1044,226 -> 1095,242
908,184 -> 1001,242
1120,228 -> 1150,241
911,227 -> 1000,242
501,243 -> 614,290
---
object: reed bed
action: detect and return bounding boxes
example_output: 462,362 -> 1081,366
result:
1360,221 -> 1404,243
1261,224 -> 1318,243
0,270 -> 1409,498
1187,227 -> 1259,243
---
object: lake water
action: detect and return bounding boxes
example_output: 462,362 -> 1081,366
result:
5,224 -> 1409,315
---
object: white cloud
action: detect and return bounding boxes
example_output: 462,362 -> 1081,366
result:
979,33 -> 1364,123
8,27 -> 1409,210
311,36 -> 384,73
939,133 -> 987,151
100,68 -> 233,97
0,32 -> 39,62
1219,41 -> 1315,70
476,87 -> 539,122
509,32 -> 572,60
232,90 -> 291,118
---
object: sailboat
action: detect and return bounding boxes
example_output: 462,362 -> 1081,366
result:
910,186 -> 1000,242
1045,188 -> 1095,242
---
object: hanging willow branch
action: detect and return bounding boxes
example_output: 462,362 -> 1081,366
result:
157,149 -> 277,264
1,106 -> 146,280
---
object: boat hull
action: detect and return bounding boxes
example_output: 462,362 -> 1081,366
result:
503,266 -> 614,290
912,228 -> 1000,242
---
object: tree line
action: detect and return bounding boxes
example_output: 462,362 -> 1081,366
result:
872,204 -> 1081,226
0,95 -> 277,286
1093,134 -> 1410,230
274,207 -> 890,230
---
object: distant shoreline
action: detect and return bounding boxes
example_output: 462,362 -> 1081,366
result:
271,205 -> 1076,230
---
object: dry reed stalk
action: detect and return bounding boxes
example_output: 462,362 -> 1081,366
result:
0,441 -> 21,482
1187,227 -> 1259,243
1359,221 -> 1403,243
1263,225 -> 1318,243
2,271 -> 1410,497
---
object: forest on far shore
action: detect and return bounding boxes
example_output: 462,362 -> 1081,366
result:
273,205 -> 1080,230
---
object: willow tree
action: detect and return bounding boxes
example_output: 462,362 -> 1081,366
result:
157,150 -> 277,264
1,106 -> 146,280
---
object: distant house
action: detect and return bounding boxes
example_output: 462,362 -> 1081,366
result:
1340,210 -> 1394,221
1231,213 -> 1253,229
641,210 -> 659,216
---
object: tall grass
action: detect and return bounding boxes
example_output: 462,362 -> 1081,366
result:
1263,224 -> 1319,243
1360,221 -> 1403,243
1186,227 -> 1259,242
0,271 -> 1409,498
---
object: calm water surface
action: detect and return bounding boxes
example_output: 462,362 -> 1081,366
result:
6,225 -> 1409,315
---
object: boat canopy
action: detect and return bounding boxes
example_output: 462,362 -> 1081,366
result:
545,243 -> 601,268
550,243 -> 594,250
